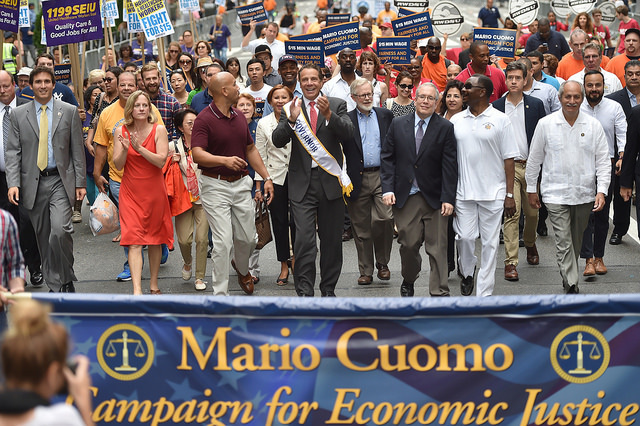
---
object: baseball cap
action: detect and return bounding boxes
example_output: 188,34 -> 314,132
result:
625,28 -> 640,40
380,22 -> 393,29
279,54 -> 298,67
4,31 -> 14,39
255,44 -> 273,57
418,38 -> 429,47
196,56 -> 213,68
17,67 -> 32,77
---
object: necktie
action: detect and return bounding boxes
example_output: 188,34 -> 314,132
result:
415,119 -> 425,154
309,101 -> 318,134
2,105 -> 9,170
37,105 -> 48,171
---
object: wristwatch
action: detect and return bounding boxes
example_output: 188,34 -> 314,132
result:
506,193 -> 514,198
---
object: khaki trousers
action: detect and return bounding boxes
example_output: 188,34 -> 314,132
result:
504,162 -> 539,265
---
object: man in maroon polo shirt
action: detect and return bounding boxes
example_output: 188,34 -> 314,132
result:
456,41 -> 507,102
191,72 -> 274,296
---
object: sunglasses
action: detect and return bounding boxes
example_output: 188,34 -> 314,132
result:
169,50 -> 180,53
104,77 -> 114,82
180,60 -> 192,65
460,37 -> 469,41
463,82 -> 483,90
398,83 -> 414,90
407,66 -> 420,70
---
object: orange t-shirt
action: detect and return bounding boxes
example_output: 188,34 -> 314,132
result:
605,54 -> 629,87
421,55 -> 448,91
557,52 -> 611,80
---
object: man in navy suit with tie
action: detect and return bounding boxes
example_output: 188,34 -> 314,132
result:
381,82 -> 458,297
493,61 -> 547,281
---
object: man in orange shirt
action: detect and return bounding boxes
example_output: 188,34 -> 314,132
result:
376,2 -> 397,26
606,28 -> 640,87
421,37 -> 450,91
556,29 -> 588,80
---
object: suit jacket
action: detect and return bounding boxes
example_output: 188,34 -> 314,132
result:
621,105 -> 640,188
381,112 -> 458,210
492,94 -> 546,146
607,88 -> 633,119
272,96 -> 354,202
344,106 -> 394,199
5,98 -> 85,211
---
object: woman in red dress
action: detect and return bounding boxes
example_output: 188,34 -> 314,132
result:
113,91 -> 173,295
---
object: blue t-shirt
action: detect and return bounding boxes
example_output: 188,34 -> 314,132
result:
478,6 -> 501,28
209,24 -> 231,50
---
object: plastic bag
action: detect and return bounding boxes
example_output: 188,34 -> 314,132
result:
89,192 -> 120,236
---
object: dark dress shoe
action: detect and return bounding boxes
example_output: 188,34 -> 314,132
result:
499,229 -> 504,244
30,269 -> 44,287
609,233 -> 623,245
376,263 -> 390,280
341,228 -> 353,241
460,275 -> 474,296
564,283 -> 579,294
357,275 -> 373,285
504,264 -> 519,281
400,281 -> 414,297
526,244 -> 539,265
321,291 -> 336,297
231,259 -> 254,294
537,223 -> 548,237
60,282 -> 76,293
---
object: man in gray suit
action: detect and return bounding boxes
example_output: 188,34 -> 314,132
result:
272,64 -> 355,297
5,66 -> 86,293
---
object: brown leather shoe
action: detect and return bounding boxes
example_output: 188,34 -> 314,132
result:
357,275 -> 373,285
504,264 -> 519,281
594,257 -> 608,275
583,258 -> 596,276
231,259 -> 254,294
526,244 -> 539,265
376,263 -> 390,280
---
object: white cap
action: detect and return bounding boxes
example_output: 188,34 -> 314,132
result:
615,0 -> 625,7
418,38 -> 429,47
17,67 -> 32,77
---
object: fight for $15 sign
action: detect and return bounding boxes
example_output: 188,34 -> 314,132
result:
132,0 -> 175,40
42,0 -> 103,46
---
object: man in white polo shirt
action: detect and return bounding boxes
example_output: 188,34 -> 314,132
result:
450,74 -> 517,297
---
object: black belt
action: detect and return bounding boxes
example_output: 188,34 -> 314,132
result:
363,166 -> 380,172
40,168 -> 59,177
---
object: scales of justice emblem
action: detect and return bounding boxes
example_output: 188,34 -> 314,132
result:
97,324 -> 155,381
550,325 -> 610,383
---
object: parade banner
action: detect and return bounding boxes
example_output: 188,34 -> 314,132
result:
508,0 -> 538,26
132,0 -> 175,40
289,31 -> 322,42
322,20 -> 360,56
551,0 -> 572,19
18,0 -> 29,28
598,0 -> 616,24
0,0 -> 19,32
391,10 -> 434,40
125,0 -> 142,33
236,2 -> 268,25
431,1 -> 464,36
178,0 -> 200,12
397,7 -> 415,17
569,0 -> 596,14
54,63 -> 72,85
474,27 -> 517,58
376,36 -> 411,64
326,13 -> 351,26
42,0 -> 103,46
285,40 -> 325,66
35,293 -> 640,426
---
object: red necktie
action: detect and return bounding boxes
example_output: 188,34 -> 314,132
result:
309,101 -> 318,134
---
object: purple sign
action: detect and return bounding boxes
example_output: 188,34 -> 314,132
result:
0,0 -> 19,32
42,0 -> 103,46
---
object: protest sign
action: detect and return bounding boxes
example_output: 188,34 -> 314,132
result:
103,0 -> 119,19
42,0 -> 103,46
397,7 -> 415,17
322,21 -> 360,56
236,2 -> 268,25
54,63 -> 72,85
551,0 -> 572,19
474,27 -> 517,58
509,0 -> 539,26
598,1 -> 616,24
0,0 -> 19,32
431,1 -> 464,36
376,36 -> 411,64
391,10 -> 434,39
132,0 -> 175,40
326,13 -> 351,26
569,0 -> 596,14
179,0 -> 200,12
125,0 -> 142,32
19,0 -> 29,28
289,31 -> 323,42
285,40 -> 325,66
394,0 -> 428,8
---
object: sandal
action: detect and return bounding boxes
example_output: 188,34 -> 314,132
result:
195,280 -> 207,291
150,289 -> 162,295
276,273 -> 289,286
112,233 -> 121,243
252,276 -> 260,284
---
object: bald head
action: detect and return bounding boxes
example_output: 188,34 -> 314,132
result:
0,70 -> 16,105
211,71 -> 239,106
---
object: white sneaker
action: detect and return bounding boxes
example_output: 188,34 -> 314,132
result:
182,264 -> 192,281
72,210 -> 82,223
194,280 -> 207,291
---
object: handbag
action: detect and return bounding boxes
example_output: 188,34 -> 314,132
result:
255,200 -> 273,250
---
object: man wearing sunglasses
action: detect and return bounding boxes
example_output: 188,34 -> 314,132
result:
451,75 -> 517,297
420,37 -> 451,91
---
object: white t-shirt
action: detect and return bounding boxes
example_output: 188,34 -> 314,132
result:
451,104 -> 519,201
24,404 -> 85,425
241,84 -> 273,118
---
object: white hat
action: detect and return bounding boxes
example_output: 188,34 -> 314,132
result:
17,67 -> 32,77
615,0 -> 625,7
418,38 -> 429,47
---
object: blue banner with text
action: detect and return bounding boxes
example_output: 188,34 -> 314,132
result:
473,27 -> 518,58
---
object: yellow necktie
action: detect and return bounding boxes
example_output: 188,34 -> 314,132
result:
37,105 -> 48,171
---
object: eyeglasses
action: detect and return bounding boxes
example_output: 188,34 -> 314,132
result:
398,83 -> 414,90
416,94 -> 436,102
199,67 -> 208,73
354,93 -> 374,99
180,60 -> 192,65
460,37 -> 469,41
463,82 -> 483,90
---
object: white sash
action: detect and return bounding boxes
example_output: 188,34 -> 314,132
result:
283,99 -> 353,197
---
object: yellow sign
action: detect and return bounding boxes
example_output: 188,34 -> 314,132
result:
550,325 -> 610,384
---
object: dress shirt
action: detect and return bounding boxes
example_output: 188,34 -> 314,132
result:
568,68 -> 623,95
323,74 -> 356,111
34,97 -> 55,170
409,113 -> 432,195
525,79 -> 561,114
302,96 -> 327,168
627,87 -> 638,108
450,104 -> 518,201
0,97 -> 16,172
505,97 -> 528,160
356,108 -> 381,168
580,97 -> 626,158
526,110 -> 611,205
